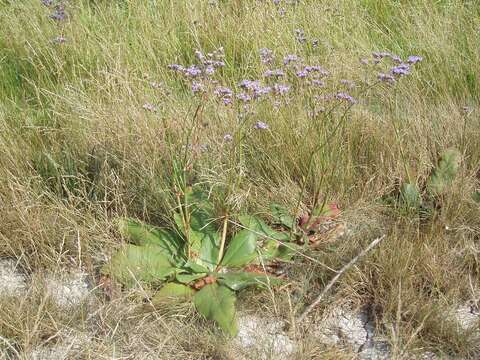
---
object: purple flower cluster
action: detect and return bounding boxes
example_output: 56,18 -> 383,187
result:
273,83 -> 290,95
263,69 -> 285,78
372,51 -> 423,83
214,86 -> 233,105
50,5 -> 66,21
335,92 -> 357,104
260,48 -> 275,64
283,54 -> 299,65
254,121 -> 269,130
238,79 -> 272,100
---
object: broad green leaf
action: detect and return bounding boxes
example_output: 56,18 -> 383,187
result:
183,261 -> 209,274
152,283 -> 195,303
472,191 -> 480,203
194,283 -> 237,336
399,183 -> 422,209
270,203 -> 295,229
103,245 -> 175,287
176,272 -> 206,284
427,148 -> 460,195
221,230 -> 257,267
218,272 -> 282,291
238,215 -> 290,242
118,218 -> 184,262
174,209 -> 220,270
262,240 -> 299,261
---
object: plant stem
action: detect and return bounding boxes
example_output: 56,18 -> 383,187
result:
217,214 -> 229,268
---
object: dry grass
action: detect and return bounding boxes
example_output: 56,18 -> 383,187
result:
0,0 -> 479,358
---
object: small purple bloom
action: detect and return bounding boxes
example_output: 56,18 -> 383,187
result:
223,134 -> 233,142
391,63 -> 410,76
263,69 -> 285,78
360,58 -> 369,65
239,79 -> 259,89
260,48 -> 275,64
183,65 -> 202,77
335,92 -> 357,104
407,55 -> 423,64
237,92 -> 252,102
273,83 -> 290,95
309,79 -> 325,87
304,65 -> 329,76
214,86 -> 233,98
222,97 -> 232,105
41,0 -> 53,6
254,121 -> 269,130
391,55 -> 402,63
50,6 -> 66,21
283,54 -> 299,65
191,81 -> 204,93
378,73 -> 396,83
273,0 -> 280,4
205,65 -> 215,75
296,70 -> 308,78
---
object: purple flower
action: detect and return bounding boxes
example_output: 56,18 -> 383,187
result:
222,97 -> 232,105
263,69 -> 285,78
237,92 -> 252,102
273,83 -> 290,95
391,63 -> 410,76
273,0 -> 280,4
254,121 -> 269,130
50,6 -> 66,21
407,55 -> 423,64
205,65 -> 215,75
223,134 -> 233,142
254,86 -> 271,98
41,0 -> 53,6
391,55 -> 402,63
378,73 -> 396,83
183,65 -> 202,77
191,82 -> 204,93
214,86 -> 233,98
283,54 -> 299,65
143,103 -> 156,112
304,65 -> 329,76
309,79 -> 325,87
260,48 -> 275,64
238,79 -> 259,89
335,92 -> 357,104
296,70 -> 308,78
360,58 -> 369,65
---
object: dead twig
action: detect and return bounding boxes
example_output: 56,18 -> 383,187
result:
296,234 -> 386,324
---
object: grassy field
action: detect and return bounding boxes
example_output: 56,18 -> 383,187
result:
0,0 -> 479,358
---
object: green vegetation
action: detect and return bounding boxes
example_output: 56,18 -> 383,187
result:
0,0 -> 479,358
